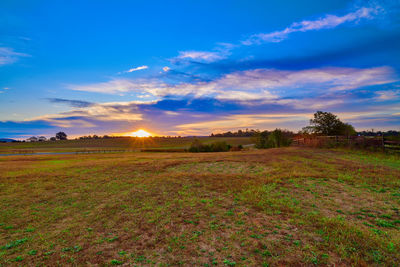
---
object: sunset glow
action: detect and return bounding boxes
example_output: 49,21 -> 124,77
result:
130,129 -> 152,137
1,1 -> 400,139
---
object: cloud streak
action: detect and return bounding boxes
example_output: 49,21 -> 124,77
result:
243,6 -> 381,45
125,65 -> 148,73
175,43 -> 234,63
0,47 -> 29,66
177,51 -> 225,62
47,98 -> 94,108
23,101 -> 145,131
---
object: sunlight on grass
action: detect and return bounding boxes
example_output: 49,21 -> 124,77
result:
0,147 -> 399,265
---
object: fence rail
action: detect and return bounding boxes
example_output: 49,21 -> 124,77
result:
292,136 -> 400,152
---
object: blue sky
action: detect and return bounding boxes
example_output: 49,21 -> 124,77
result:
1,0 -> 400,138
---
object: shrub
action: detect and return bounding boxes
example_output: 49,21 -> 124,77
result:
230,144 -> 243,151
189,140 -> 231,152
254,129 -> 292,149
267,129 -> 292,148
253,131 -> 269,149
210,141 -> 231,152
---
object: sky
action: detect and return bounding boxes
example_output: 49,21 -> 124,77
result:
1,0 -> 400,138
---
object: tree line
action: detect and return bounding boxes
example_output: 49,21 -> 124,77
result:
26,132 -> 67,142
209,111 -> 400,149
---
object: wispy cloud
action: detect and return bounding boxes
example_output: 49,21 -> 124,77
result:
68,79 -> 162,95
176,51 -> 226,62
375,89 -> 400,101
25,101 -> 145,129
47,98 -> 94,108
69,66 -> 396,100
124,65 -> 148,73
166,4 -> 384,68
0,47 -> 29,66
0,87 -> 10,94
168,4 -> 384,66
243,6 -> 381,45
175,43 -> 234,63
164,111 -> 179,116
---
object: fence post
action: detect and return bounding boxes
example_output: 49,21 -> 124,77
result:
382,135 -> 385,152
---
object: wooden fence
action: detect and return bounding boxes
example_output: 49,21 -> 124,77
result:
74,149 -> 137,154
292,136 -> 400,152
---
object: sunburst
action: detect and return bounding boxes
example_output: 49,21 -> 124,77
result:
130,129 -> 152,137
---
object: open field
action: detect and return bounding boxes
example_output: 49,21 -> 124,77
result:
0,137 -> 253,154
0,147 -> 399,266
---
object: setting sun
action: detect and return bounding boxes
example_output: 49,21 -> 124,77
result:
130,129 -> 152,137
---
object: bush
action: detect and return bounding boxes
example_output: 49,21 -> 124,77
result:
189,140 -> 231,152
267,129 -> 292,148
210,141 -> 231,152
253,131 -> 270,149
254,129 -> 292,149
230,145 -> 243,151
188,139 -> 206,152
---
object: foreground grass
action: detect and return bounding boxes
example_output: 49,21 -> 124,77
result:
0,147 -> 399,266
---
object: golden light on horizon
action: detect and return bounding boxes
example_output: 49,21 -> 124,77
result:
130,129 -> 152,137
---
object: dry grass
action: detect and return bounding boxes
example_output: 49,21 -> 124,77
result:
0,147 -> 399,266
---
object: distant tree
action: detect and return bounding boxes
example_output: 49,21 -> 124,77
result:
38,136 -> 47,142
303,111 -> 356,136
56,131 -> 67,140
50,137 -> 56,141
27,136 -> 38,142
211,129 -> 258,137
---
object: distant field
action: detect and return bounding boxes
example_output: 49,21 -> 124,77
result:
0,137 -> 253,154
0,147 -> 399,265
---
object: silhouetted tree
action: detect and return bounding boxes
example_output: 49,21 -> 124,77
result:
303,111 -> 356,136
56,132 -> 67,140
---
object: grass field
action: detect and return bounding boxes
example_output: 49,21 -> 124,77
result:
0,147 -> 399,266
0,137 -> 253,154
